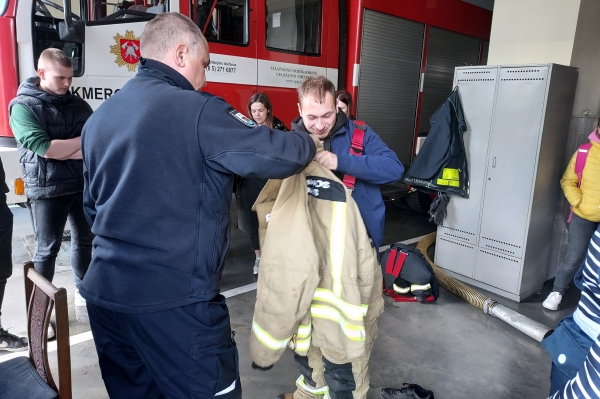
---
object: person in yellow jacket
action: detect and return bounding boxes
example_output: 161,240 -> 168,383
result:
543,127 -> 600,310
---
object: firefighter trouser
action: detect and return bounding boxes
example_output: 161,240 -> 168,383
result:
292,314 -> 379,399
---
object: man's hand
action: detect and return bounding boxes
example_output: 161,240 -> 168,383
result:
314,151 -> 338,170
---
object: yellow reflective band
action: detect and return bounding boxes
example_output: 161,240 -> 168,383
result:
311,305 -> 366,341
361,304 -> 368,316
393,284 -> 410,294
330,202 -> 347,297
251,319 -> 291,350
297,323 -> 312,339
411,283 -> 431,291
313,288 -> 365,321
442,168 -> 460,180
294,337 -> 311,352
296,375 -> 328,395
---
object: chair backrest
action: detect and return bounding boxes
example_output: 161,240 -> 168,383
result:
23,262 -> 72,399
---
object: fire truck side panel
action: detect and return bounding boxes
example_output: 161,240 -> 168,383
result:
0,16 -> 18,141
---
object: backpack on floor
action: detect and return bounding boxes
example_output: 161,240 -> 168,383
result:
380,243 -> 439,303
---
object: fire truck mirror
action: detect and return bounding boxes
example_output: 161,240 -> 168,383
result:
59,20 -> 85,44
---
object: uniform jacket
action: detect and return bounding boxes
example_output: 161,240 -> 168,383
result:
81,58 -> 315,313
249,161 -> 384,367
0,157 -> 7,194
292,112 -> 404,248
9,77 -> 92,200
403,88 -> 469,198
562,139 -> 600,222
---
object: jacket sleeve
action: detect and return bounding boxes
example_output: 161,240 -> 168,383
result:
549,333 -> 600,398
335,124 -> 404,185
81,135 -> 96,228
560,152 -> 582,208
198,96 -> 315,179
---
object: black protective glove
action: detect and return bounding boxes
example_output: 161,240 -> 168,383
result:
251,362 -> 273,371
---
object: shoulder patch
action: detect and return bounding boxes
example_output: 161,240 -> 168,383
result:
228,110 -> 257,128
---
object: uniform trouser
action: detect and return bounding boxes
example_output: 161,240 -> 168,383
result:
0,194 -> 13,320
292,314 -> 380,399
553,214 -> 599,294
87,294 -> 241,399
240,178 -> 267,251
30,193 -> 94,289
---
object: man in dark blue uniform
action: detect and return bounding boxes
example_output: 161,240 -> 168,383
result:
80,13 -> 317,399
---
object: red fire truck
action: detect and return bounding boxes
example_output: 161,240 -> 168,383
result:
0,0 -> 491,204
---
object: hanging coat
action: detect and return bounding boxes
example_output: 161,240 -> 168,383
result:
403,87 -> 469,198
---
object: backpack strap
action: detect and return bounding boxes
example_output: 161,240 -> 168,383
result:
568,143 -> 592,223
575,143 -> 592,183
342,120 -> 366,190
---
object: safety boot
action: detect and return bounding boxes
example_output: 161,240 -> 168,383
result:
381,383 -> 434,399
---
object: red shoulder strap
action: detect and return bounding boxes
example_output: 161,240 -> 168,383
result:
342,120 -> 366,190
575,143 -> 592,183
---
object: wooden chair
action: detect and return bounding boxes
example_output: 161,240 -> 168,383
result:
0,261 -> 72,399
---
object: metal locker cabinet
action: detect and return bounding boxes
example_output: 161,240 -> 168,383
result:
477,66 -> 550,261
435,64 -> 578,302
434,66 -> 498,278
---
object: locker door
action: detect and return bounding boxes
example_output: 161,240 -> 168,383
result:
356,10 -> 424,165
478,66 -> 549,259
438,67 -> 497,246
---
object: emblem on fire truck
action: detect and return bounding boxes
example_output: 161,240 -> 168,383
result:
110,31 -> 141,72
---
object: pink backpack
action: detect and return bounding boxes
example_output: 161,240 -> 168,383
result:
568,142 -> 592,222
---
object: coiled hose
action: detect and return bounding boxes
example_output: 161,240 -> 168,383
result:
416,232 -> 553,342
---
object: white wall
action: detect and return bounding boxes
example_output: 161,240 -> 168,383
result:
487,0 -> 581,66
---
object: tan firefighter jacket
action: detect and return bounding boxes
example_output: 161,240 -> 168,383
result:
249,161 -> 384,367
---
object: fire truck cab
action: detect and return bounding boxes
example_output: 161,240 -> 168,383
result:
0,0 -> 491,205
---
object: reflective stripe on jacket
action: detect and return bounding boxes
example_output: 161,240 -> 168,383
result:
249,161 -> 384,367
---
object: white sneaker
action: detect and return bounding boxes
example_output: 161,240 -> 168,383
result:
47,324 -> 55,340
74,289 -> 86,307
253,258 -> 260,275
543,292 -> 563,311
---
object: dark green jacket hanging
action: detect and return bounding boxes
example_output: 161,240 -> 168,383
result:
403,87 -> 469,198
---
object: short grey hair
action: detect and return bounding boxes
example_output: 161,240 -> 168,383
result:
140,13 -> 207,60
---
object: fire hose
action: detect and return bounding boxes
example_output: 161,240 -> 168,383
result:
416,232 -> 553,342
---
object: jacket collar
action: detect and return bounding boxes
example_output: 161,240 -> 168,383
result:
291,109 -> 349,138
136,58 -> 195,91
17,76 -> 74,106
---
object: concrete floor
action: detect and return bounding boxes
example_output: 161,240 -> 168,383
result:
0,201 -> 578,399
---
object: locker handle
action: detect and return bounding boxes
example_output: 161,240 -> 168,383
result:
492,157 -> 496,168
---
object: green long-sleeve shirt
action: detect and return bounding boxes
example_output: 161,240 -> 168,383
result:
10,102 -> 93,157
9,104 -> 51,157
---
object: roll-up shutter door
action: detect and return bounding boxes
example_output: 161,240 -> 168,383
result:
419,27 -> 481,134
356,10 -> 424,165
481,40 -> 490,65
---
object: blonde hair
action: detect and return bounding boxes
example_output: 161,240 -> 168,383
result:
141,12 -> 207,60
38,48 -> 72,69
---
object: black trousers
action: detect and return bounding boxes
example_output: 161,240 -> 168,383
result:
87,295 -> 241,399
0,194 -> 12,319
240,178 -> 267,251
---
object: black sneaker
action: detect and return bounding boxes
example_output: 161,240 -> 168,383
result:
381,383 -> 434,399
0,327 -> 28,352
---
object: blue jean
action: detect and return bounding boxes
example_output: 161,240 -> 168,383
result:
0,194 -> 12,319
30,193 -> 94,289
87,295 -> 241,399
553,214 -> 599,294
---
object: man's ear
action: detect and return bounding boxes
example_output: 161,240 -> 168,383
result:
38,69 -> 45,80
297,102 -> 302,117
173,44 -> 187,68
